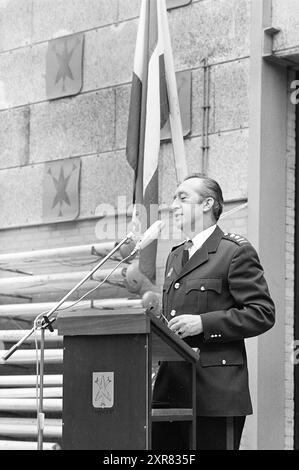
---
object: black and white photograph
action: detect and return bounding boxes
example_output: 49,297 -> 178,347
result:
0,0 -> 297,454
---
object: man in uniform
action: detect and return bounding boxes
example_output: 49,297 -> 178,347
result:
152,174 -> 275,450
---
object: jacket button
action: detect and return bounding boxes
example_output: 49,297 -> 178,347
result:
170,310 -> 176,317
200,286 -> 205,291
174,283 -> 180,290
222,360 -> 227,365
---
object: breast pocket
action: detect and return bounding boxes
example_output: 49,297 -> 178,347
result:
185,278 -> 222,313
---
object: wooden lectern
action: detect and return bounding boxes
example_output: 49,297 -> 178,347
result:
56,308 -> 199,450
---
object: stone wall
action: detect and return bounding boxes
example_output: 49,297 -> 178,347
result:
273,0 -> 299,52
0,0 -> 250,231
285,71 -> 296,450
4,0 -> 296,451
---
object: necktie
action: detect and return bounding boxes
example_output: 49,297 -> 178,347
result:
182,240 -> 193,267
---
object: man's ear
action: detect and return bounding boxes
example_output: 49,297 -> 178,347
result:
203,197 -> 215,213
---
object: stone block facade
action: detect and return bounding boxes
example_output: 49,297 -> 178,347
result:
1,0 -> 297,450
0,0 -> 250,230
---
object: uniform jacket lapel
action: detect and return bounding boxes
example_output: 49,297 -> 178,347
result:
175,226 -> 224,281
167,244 -> 185,277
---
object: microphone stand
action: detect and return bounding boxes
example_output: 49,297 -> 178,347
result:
1,231 -> 135,450
2,232 -> 135,361
37,327 -> 45,450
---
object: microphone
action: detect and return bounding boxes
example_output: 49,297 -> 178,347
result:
142,291 -> 161,317
130,220 -> 165,255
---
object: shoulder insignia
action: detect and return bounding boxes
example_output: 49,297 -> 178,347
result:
223,232 -> 250,246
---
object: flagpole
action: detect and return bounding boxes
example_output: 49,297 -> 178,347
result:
160,0 -> 188,184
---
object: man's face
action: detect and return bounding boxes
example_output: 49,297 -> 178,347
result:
171,179 -> 205,236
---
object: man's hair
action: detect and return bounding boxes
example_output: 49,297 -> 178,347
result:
183,173 -> 224,221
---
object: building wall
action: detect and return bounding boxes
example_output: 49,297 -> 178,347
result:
272,0 -> 299,53
272,0 -> 299,450
285,72 -> 296,450
2,0 -> 296,450
0,0 -> 250,232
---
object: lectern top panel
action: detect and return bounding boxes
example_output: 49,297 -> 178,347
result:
57,309 -> 199,364
56,308 -> 150,336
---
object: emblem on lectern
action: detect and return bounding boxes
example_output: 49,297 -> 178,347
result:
92,372 -> 114,409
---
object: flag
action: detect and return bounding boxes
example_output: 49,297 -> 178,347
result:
126,0 -> 170,283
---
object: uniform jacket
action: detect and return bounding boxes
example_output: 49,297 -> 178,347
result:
153,226 -> 275,416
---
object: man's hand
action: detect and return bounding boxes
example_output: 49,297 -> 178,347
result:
168,315 -> 203,339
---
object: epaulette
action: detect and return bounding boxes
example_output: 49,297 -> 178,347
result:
222,232 -> 250,246
171,241 -> 185,252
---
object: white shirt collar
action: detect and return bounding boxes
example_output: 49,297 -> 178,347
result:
188,224 -> 217,257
